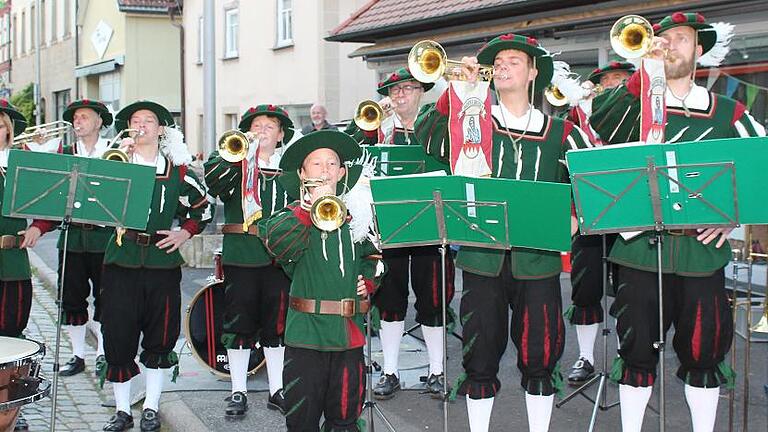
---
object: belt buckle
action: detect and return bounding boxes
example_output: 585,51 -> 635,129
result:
667,229 -> 685,236
0,235 -> 16,249
340,298 -> 356,318
136,233 -> 152,246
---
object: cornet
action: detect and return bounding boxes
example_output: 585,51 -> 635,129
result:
15,120 -> 73,146
300,177 -> 347,232
102,128 -> 144,162
408,40 -> 494,83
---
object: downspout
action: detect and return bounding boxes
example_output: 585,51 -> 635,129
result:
168,0 -> 185,136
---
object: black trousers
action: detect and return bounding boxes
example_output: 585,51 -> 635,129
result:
459,257 -> 564,398
0,279 -> 33,337
284,346 -> 365,432
568,234 -> 618,325
374,246 -> 455,326
58,250 -> 104,325
100,265 -> 181,383
221,264 -> 290,349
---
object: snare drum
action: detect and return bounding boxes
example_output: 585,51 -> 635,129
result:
0,337 -> 50,432
183,251 -> 265,378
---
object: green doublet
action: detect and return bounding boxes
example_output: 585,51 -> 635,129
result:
103,157 -> 212,268
416,102 -> 589,279
259,203 -> 383,351
204,152 -> 288,267
0,167 -> 30,281
591,84 -> 765,275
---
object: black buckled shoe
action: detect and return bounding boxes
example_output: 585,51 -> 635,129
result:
226,391 -> 248,416
567,358 -> 595,385
373,374 -> 400,400
425,373 -> 450,399
103,411 -> 133,431
60,355 -> 85,377
14,412 -> 28,431
139,408 -> 160,432
267,389 -> 286,415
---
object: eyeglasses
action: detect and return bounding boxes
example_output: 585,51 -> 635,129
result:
389,85 -> 421,95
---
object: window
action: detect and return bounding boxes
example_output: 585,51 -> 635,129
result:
30,5 -> 34,51
224,8 -> 238,58
225,113 -> 238,130
51,0 -> 57,41
197,16 -> 203,63
63,0 -> 70,36
276,0 -> 292,47
54,89 -> 71,145
40,0 -> 45,45
98,71 -> 121,112
20,11 -> 25,54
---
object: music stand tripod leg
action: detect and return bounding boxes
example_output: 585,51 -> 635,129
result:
651,231 -> 666,432
49,217 -> 71,432
364,306 -> 397,432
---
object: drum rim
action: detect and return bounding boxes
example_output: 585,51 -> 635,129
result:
183,280 -> 265,379
0,378 -> 51,411
0,339 -> 45,371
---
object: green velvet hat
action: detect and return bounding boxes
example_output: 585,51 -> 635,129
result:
62,99 -> 113,127
238,104 -> 295,144
278,129 -> 363,199
653,12 -> 716,55
476,33 -> 554,92
377,67 -> 435,96
0,99 -> 28,137
587,61 -> 636,84
114,100 -> 175,133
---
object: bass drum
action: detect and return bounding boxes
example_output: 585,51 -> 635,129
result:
184,253 -> 266,378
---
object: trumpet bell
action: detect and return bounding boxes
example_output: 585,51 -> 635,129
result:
310,195 -> 347,232
545,86 -> 569,107
610,15 -> 654,59
218,130 -> 250,163
408,40 -> 447,84
102,148 -> 130,162
354,100 -> 383,132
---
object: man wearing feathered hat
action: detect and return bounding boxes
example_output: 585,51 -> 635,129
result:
345,67 -> 455,400
590,12 -> 765,432
23,99 -> 115,378
98,100 -> 214,432
258,130 -> 385,431
203,104 -> 295,416
416,34 -> 591,431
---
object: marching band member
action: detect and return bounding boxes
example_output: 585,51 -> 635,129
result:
562,63 -> 634,385
259,129 -> 384,431
346,67 -> 455,399
203,104 -> 294,416
99,100 -> 213,432
416,34 -> 591,431
590,12 -> 765,432
24,99 -> 115,378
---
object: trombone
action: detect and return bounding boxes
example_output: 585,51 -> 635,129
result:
408,40 -> 494,83
15,120 -> 73,146
102,128 -> 144,162
300,177 -> 347,232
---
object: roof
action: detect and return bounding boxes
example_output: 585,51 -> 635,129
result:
329,0 -> 557,42
117,0 -> 177,14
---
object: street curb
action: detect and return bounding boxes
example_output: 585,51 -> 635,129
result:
159,395 -> 211,432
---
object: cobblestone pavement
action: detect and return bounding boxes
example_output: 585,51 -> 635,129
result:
19,270 -> 113,431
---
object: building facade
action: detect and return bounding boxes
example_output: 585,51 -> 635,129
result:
0,0 -> 11,100
182,0 -> 377,156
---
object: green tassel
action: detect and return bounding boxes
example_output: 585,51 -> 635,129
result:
563,304 -> 575,323
97,361 -> 107,389
449,372 -> 467,401
220,333 -> 237,349
609,357 -> 624,383
168,351 -> 180,383
550,363 -> 564,397
460,311 -> 475,326
717,361 -> 737,390
355,417 -> 366,432
370,306 -> 381,332
446,306 -> 458,334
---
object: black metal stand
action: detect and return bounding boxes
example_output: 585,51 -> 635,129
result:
556,235 -> 620,431
650,230 -> 666,432
363,306 -> 397,432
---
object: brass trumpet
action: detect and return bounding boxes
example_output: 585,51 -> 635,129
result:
544,83 -> 605,107
301,177 -> 347,232
610,15 -> 654,59
218,129 -> 256,163
102,128 -> 144,162
354,100 -> 384,131
408,40 -> 494,83
15,120 -> 73,146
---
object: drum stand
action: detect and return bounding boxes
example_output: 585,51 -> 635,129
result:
363,306 -> 397,432
556,235 -> 619,430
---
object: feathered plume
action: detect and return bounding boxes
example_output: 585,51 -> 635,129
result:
344,148 -> 378,243
551,60 -> 589,107
159,126 -> 193,166
698,22 -> 734,67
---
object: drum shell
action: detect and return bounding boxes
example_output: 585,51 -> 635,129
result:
0,338 -> 50,432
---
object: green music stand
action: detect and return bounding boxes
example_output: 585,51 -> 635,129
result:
370,174 -> 572,432
2,149 -> 154,431
361,145 -> 449,177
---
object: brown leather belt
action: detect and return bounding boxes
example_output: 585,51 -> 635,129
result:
71,222 -> 96,230
0,235 -> 23,250
122,230 -> 167,247
666,229 -> 700,237
221,224 -> 259,235
289,296 -> 370,318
